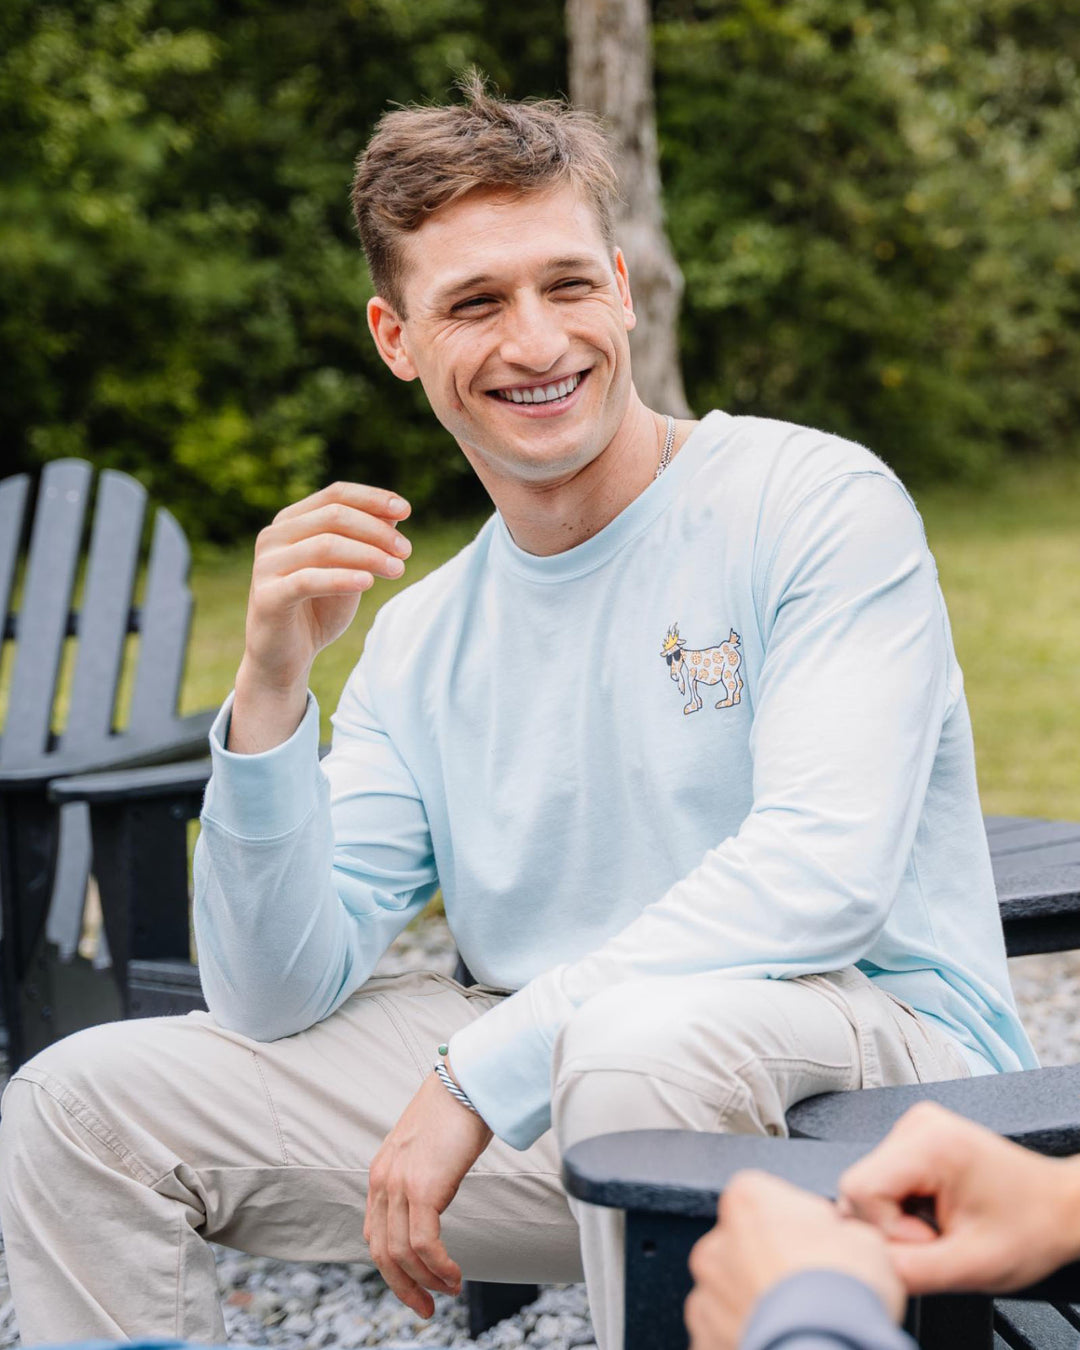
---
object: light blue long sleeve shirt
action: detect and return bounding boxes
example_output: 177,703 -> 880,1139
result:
194,411 -> 1036,1149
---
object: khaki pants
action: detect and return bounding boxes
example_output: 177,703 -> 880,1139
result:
0,966 -> 969,1348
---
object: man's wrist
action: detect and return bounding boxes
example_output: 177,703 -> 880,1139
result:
229,662 -> 311,754
434,1047 -> 480,1115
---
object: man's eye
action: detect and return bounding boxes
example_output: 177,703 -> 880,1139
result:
453,296 -> 496,313
555,279 -> 591,293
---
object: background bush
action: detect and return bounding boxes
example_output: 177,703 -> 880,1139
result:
2,0 -> 1077,538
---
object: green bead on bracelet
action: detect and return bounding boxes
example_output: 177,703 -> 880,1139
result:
438,1043 -> 449,1056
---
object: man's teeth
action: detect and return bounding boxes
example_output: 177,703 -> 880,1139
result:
497,373 -> 582,404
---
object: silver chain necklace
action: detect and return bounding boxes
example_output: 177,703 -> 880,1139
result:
654,414 -> 676,479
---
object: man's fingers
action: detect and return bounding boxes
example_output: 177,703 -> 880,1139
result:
381,1260 -> 435,1320
265,568 -> 374,607
371,1191 -> 435,1319
274,482 -> 410,525
262,533 -> 407,582
408,1199 -> 462,1293
385,1191 -> 456,1306
270,501 -> 413,559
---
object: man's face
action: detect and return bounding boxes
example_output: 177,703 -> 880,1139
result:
370,184 -> 637,487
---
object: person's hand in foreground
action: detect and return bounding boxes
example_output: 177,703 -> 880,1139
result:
364,1062 -> 493,1318
839,1100 -> 1080,1295
685,1171 -> 905,1350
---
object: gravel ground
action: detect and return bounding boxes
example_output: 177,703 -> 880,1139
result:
1,922 -> 1079,1348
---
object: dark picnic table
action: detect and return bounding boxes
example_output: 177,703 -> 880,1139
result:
988,814 -> 1080,955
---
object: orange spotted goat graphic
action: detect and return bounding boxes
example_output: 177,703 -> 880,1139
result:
660,624 -> 744,715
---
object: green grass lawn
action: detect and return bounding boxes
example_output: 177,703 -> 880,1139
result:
180,461 -> 1080,820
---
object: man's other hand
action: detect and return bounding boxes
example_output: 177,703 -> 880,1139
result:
364,1068 -> 493,1318
839,1101 -> 1080,1295
685,1171 -> 905,1350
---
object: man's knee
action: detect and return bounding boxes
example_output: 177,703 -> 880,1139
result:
0,1021 -> 156,1186
549,976 -> 832,1146
553,976 -> 777,1082
555,979 -> 701,1075
550,978 -> 750,1145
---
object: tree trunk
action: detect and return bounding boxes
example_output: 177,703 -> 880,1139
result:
567,0 -> 691,416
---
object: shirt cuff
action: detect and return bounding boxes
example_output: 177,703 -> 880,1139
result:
741,1271 -> 914,1350
201,690 -> 323,840
449,971 -> 572,1150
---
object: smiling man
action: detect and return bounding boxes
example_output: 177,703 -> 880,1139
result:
0,78 -> 1035,1349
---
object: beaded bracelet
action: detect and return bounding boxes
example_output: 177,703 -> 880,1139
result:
434,1043 -> 479,1114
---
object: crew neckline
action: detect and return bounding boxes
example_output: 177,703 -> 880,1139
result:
491,409 -> 731,583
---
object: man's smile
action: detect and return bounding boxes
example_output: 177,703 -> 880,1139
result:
486,369 -> 590,412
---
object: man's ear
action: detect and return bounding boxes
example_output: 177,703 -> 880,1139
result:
367,296 -> 419,381
613,248 -> 637,334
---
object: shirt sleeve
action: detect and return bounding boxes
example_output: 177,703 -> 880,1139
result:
193,649 -> 439,1041
741,1271 -> 916,1350
450,472 -> 954,1147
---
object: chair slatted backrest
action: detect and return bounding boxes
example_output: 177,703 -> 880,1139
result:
0,459 -> 202,781
0,473 -> 29,645
127,507 -> 194,740
1,460 -> 93,772
62,470 -> 147,757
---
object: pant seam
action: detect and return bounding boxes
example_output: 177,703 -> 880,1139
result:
371,993 -> 428,1082
251,1050 -> 290,1166
556,1052 -> 854,1106
11,1069 -> 161,1188
174,1204 -> 184,1335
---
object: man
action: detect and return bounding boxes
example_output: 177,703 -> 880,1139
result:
686,1102 -> 1080,1350
0,77 -> 1034,1348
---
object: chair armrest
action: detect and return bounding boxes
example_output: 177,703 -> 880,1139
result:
49,735 -> 330,807
49,757 -> 211,806
787,1063 -> 1080,1156
562,1130 -> 865,1217
563,1128 -> 1080,1307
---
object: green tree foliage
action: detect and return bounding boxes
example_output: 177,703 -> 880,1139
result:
0,0 -> 564,536
656,0 -> 1080,480
1,0 -> 1077,538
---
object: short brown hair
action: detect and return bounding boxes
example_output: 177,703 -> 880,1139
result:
351,72 -> 619,313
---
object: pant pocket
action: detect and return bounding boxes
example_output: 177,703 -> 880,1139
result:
881,992 -> 972,1083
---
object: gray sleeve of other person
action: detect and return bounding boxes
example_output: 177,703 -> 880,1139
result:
741,1271 -> 917,1350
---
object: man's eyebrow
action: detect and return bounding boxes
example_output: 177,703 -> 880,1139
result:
433,273 -> 499,306
431,257 -> 605,308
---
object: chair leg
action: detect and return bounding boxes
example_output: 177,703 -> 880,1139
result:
0,790 -> 59,1069
623,1209 -> 710,1350
912,1293 -> 994,1350
466,1281 -> 540,1337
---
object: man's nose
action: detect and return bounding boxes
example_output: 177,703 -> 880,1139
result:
498,295 -> 571,372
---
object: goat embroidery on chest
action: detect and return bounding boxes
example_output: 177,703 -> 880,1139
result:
660,624 -> 744,715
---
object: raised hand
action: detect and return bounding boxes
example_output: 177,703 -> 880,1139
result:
839,1101 -> 1080,1295
229,483 -> 412,752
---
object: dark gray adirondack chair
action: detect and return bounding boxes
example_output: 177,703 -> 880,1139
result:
0,459 -> 214,1069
